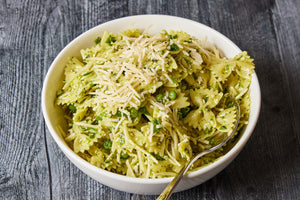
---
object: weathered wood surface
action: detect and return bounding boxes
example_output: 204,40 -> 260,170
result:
0,0 -> 299,199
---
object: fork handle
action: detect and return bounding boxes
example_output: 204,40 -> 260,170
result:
156,152 -> 207,200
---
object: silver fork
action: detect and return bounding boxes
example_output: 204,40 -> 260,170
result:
157,100 -> 240,200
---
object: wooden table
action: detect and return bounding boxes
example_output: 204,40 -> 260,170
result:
1,0 -> 299,199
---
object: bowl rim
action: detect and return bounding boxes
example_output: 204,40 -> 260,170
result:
42,14 -> 261,184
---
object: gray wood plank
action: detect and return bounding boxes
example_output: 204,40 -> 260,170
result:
272,0 -> 300,140
0,0 -> 51,199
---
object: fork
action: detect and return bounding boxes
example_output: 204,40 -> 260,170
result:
157,100 -> 240,200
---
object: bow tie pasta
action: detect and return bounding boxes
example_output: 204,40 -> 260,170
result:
56,29 -> 254,178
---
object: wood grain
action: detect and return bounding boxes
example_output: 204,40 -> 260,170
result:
0,0 -> 299,199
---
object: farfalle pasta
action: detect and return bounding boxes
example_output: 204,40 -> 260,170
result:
56,29 -> 254,178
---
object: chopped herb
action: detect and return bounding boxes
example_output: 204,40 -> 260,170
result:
89,81 -> 95,86
192,72 -> 197,80
220,126 -> 227,130
116,111 -> 122,117
184,39 -> 192,43
168,34 -> 178,39
87,127 -> 97,132
185,59 -> 192,65
227,101 -> 233,107
188,85 -> 194,89
95,112 -> 106,121
173,77 -> 178,83
56,92 -> 64,97
139,107 -> 150,116
89,132 -> 95,139
237,55 -> 243,60
104,160 -> 112,164
177,81 -> 183,89
177,112 -> 183,120
204,96 -> 208,103
92,120 -> 98,125
151,152 -> 165,161
68,104 -> 76,113
209,138 -> 214,145
79,98 -> 86,104
153,118 -> 161,125
84,55 -> 90,61
155,94 -> 164,103
168,90 -> 177,100
218,86 -> 222,93
103,140 -> 112,150
95,116 -> 102,121
179,107 -> 191,119
94,36 -> 101,45
225,65 -> 230,71
204,128 -> 209,135
152,118 -> 161,133
120,151 -> 129,159
159,88 -> 165,94
83,71 -> 93,76
170,43 -> 179,51
152,59 -> 158,62
130,108 -> 138,118
101,112 -> 107,117
105,35 -> 116,45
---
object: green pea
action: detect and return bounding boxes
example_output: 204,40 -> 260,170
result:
103,140 -> 112,150
130,108 -> 138,118
156,94 -> 164,103
68,104 -> 76,113
120,151 -> 129,159
168,90 -> 177,100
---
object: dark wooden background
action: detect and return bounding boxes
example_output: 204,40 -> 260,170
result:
0,0 -> 299,199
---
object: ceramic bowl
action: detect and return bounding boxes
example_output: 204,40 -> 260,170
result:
42,15 -> 261,195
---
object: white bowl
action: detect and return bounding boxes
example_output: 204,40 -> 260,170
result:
42,15 -> 261,195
